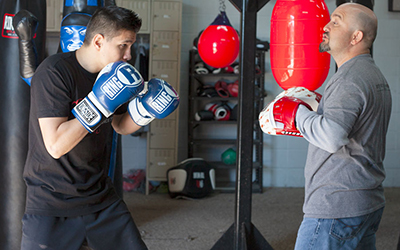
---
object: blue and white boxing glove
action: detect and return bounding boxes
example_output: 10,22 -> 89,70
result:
128,78 -> 180,126
72,61 -> 144,132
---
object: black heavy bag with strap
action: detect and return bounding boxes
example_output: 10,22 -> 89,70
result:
58,0 -> 124,198
167,158 -> 215,199
0,1 -> 46,249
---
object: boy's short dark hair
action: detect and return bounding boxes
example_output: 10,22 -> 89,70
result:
84,5 -> 142,44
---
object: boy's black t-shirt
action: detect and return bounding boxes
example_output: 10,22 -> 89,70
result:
24,51 -> 122,217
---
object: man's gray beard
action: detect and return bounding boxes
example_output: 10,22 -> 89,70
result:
319,42 -> 330,53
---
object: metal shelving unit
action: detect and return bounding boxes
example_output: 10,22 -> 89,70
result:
187,49 -> 265,193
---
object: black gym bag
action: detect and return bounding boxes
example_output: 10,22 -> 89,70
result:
167,158 -> 215,199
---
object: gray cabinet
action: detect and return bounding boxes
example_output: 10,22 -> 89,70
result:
145,0 -> 181,195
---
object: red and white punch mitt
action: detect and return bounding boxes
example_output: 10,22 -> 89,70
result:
259,87 -> 321,137
274,87 -> 321,110
205,102 -> 231,121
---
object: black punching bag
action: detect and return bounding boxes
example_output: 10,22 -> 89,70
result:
59,0 -> 123,198
0,1 -> 46,249
336,0 -> 374,9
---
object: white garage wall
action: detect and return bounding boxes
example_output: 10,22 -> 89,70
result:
123,0 -> 400,187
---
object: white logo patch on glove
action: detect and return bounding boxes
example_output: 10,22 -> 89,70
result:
98,62 -> 143,100
149,84 -> 179,114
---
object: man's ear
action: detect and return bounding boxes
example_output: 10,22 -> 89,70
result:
92,34 -> 105,50
351,30 -> 364,45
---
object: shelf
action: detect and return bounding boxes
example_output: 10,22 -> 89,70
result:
190,138 -> 262,145
190,96 -> 238,101
191,139 -> 237,145
190,120 -> 237,125
191,73 -> 239,78
190,120 -> 262,126
208,161 -> 263,169
188,49 -> 265,194
214,181 -> 236,192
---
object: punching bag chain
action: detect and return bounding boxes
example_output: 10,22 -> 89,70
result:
219,0 -> 226,12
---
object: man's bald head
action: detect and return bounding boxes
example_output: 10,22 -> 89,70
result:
339,3 -> 378,49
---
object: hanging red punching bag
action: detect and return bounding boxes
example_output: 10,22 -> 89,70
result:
270,0 -> 331,91
197,11 -> 240,69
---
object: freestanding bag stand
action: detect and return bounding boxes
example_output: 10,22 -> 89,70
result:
211,1 -> 273,249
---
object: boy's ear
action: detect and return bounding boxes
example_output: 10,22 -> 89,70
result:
92,33 -> 105,50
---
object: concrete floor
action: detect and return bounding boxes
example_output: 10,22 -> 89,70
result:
123,187 -> 400,250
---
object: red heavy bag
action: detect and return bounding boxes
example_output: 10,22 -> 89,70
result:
197,11 -> 240,69
270,0 -> 331,91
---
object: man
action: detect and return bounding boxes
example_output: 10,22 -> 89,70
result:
291,3 -> 392,250
22,6 -> 178,250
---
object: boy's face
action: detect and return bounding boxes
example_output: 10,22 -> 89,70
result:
99,29 -> 136,68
